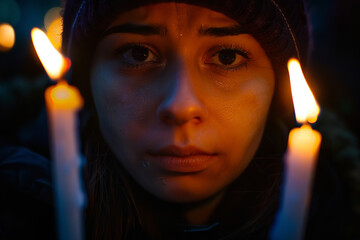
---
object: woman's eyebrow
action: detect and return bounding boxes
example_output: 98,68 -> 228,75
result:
198,25 -> 247,37
101,23 -> 167,38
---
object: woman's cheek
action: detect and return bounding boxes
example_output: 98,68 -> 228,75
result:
212,78 -> 272,159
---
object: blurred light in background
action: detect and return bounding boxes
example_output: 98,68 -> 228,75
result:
0,23 -> 15,51
44,7 -> 62,30
44,7 -> 63,51
0,0 -> 20,26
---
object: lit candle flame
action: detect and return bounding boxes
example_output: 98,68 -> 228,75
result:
288,58 -> 320,124
31,27 -> 69,80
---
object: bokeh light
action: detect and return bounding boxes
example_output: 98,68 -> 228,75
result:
44,7 -> 62,30
0,23 -> 15,51
44,7 -> 63,51
47,17 -> 63,51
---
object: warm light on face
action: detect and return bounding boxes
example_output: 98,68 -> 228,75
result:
91,2 -> 275,202
31,27 -> 68,80
0,23 -> 15,51
288,58 -> 320,124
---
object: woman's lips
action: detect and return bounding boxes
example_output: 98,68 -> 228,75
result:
147,145 -> 217,173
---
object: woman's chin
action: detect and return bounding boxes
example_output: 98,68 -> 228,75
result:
142,177 -> 225,204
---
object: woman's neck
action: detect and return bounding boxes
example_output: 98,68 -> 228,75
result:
179,191 -> 225,225
132,184 -> 226,238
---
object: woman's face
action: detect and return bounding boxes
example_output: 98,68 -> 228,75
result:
91,3 -> 275,203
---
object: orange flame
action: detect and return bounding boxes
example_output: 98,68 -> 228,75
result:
31,27 -> 69,80
288,58 -> 320,124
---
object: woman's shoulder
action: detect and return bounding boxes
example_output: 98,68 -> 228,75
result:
308,108 -> 360,239
0,144 -> 56,239
0,144 -> 52,203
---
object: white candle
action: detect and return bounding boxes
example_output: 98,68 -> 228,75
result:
270,59 -> 322,240
31,28 -> 85,240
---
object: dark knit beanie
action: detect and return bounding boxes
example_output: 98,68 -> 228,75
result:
62,0 -> 310,112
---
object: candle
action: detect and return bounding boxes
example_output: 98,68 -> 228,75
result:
270,58 -> 322,240
31,28 -> 85,240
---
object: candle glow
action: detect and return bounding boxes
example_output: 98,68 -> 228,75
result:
288,58 -> 320,124
46,81 -> 83,110
31,27 -> 68,80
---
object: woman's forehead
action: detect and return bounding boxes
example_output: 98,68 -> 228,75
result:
107,2 -> 238,30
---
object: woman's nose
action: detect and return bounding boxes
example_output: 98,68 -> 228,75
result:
156,65 -> 207,126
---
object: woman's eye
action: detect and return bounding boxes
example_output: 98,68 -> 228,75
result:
218,49 -> 238,65
205,48 -> 250,70
119,45 -> 160,66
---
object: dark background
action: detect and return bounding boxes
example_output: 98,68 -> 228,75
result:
0,0 -> 359,146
